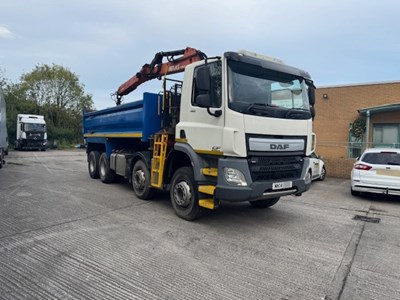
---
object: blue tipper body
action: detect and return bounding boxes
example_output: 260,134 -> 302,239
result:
83,93 -> 162,156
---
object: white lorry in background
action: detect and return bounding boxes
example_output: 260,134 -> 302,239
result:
0,87 -> 7,168
15,114 -> 47,151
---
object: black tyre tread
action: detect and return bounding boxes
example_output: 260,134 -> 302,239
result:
99,152 -> 116,183
351,188 -> 360,196
170,167 -> 203,221
319,166 -> 326,181
0,149 -> 3,169
132,160 -> 155,200
88,151 -> 101,179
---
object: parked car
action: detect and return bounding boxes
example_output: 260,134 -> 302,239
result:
309,152 -> 326,181
351,148 -> 400,196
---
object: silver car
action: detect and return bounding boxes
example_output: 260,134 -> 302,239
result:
351,148 -> 400,196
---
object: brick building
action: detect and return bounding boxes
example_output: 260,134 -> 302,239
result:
313,81 -> 400,178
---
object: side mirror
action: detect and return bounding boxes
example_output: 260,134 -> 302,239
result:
310,106 -> 315,120
308,86 -> 315,106
196,94 -> 212,108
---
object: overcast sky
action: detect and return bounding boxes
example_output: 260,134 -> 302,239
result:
1,0 -> 400,109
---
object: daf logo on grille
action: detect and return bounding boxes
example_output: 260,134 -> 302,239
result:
270,144 -> 289,150
249,138 -> 304,152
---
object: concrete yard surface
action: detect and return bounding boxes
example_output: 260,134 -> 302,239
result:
0,150 -> 399,299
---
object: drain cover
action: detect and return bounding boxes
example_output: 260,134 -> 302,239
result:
353,215 -> 381,223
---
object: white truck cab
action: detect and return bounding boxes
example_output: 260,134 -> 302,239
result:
16,114 -> 47,151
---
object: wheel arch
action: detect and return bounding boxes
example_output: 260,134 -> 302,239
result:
129,151 -> 152,182
165,143 -> 208,185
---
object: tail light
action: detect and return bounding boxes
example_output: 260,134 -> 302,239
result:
354,163 -> 372,171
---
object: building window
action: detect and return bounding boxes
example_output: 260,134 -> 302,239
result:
348,123 -> 363,158
373,124 -> 400,148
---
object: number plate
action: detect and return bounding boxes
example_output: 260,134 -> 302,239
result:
272,181 -> 292,190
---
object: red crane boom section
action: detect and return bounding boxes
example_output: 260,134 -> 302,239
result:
116,47 -> 207,101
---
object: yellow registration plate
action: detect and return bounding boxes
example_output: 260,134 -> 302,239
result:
376,169 -> 400,177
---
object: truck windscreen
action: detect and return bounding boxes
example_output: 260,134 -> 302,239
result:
24,123 -> 46,132
227,60 -> 311,120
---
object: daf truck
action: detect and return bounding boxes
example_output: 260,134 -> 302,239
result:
83,48 -> 316,220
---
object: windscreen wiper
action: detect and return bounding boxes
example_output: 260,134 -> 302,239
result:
243,103 -> 275,114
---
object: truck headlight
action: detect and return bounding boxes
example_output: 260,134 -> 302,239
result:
223,168 -> 247,186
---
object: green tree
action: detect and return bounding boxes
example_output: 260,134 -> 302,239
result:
20,64 -> 93,112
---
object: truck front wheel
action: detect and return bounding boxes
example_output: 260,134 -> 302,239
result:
88,151 -> 101,179
132,160 -> 154,200
170,167 -> 203,221
249,197 -> 280,208
99,153 -> 116,183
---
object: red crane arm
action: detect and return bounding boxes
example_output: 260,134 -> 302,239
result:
116,47 -> 207,101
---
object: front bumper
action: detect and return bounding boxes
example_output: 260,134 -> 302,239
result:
214,157 -> 311,202
21,139 -> 47,150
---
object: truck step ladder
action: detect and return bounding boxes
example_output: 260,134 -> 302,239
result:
198,168 -> 218,209
151,133 -> 168,188
198,185 -> 216,210
201,167 -> 218,177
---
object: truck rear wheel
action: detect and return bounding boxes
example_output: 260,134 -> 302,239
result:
132,160 -> 154,200
249,197 -> 280,208
88,151 -> 101,179
99,153 -> 116,183
170,167 -> 203,221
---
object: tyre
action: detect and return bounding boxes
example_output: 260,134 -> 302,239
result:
88,151 -> 101,179
351,188 -> 360,196
170,167 -> 203,221
99,152 -> 116,183
0,148 -> 3,169
319,166 -> 326,181
308,169 -> 312,181
132,160 -> 155,200
249,197 -> 280,208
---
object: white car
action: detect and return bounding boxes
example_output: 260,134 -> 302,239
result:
309,152 -> 326,181
351,148 -> 400,196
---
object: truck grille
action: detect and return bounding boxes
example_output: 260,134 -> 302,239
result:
248,156 -> 304,181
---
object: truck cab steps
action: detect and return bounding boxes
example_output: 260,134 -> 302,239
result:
201,167 -> 218,177
198,185 -> 217,210
151,133 -> 168,188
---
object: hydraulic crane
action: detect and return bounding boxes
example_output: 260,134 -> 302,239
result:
116,47 -> 207,105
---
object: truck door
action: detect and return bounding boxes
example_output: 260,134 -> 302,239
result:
177,62 -> 224,154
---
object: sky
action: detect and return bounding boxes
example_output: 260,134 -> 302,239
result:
1,0 -> 400,110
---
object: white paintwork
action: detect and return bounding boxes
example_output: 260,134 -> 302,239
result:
177,62 -> 224,153
177,53 -> 313,158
